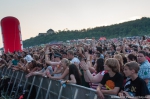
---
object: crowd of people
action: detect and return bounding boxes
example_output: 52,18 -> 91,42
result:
0,36 -> 150,99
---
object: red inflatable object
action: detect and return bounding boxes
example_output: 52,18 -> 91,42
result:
1,16 -> 23,53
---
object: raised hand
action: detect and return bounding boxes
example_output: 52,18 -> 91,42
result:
80,60 -> 88,71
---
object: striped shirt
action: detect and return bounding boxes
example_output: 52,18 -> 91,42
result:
89,70 -> 107,89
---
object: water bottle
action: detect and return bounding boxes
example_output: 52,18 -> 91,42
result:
62,83 -> 66,88
59,80 -> 66,88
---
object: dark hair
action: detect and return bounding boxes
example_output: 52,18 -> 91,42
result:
96,58 -> 104,73
54,53 -> 62,59
36,63 -> 43,68
20,58 -> 25,63
145,47 -> 150,51
111,44 -> 116,51
67,50 -> 74,55
143,35 -> 146,40
132,45 -> 138,49
1,54 -> 7,60
133,48 -> 138,52
127,54 -> 137,62
138,50 -> 146,56
23,51 -> 28,56
124,61 -> 139,73
145,52 -> 150,58
31,60 -> 37,68
62,52 -> 67,55
128,44 -> 132,48
120,53 -> 127,64
33,54 -> 39,61
139,46 -> 143,50
69,64 -> 81,85
49,53 -> 53,60
95,52 -> 100,58
96,47 -> 102,53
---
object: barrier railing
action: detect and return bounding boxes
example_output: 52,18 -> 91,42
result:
0,67 -> 120,99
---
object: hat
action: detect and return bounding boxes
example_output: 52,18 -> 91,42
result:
54,53 -> 62,58
62,52 -> 67,55
24,55 -> 33,63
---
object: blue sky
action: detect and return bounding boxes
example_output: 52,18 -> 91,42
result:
0,0 -> 150,48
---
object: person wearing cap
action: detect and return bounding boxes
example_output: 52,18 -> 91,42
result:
62,52 -> 67,58
45,46 -> 61,66
51,53 -> 63,77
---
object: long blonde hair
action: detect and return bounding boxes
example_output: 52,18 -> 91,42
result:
114,54 -> 123,67
62,58 -> 70,67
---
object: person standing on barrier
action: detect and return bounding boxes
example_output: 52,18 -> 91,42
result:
96,58 -> 123,99
119,61 -> 150,99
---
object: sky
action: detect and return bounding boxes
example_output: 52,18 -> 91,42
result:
0,0 -> 150,48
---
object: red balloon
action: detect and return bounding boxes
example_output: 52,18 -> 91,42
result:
1,16 -> 23,53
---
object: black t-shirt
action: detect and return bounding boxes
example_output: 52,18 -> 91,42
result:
124,77 -> 150,97
100,72 -> 123,90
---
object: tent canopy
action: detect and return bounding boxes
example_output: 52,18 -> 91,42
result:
99,37 -> 106,40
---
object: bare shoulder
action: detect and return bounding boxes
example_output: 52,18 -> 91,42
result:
70,74 -> 75,78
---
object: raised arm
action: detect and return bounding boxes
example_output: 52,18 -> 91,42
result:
80,61 -> 103,83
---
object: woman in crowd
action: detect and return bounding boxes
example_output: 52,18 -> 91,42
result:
80,58 -> 106,89
21,60 -> 37,73
61,64 -> 81,85
46,58 -> 70,80
114,54 -> 124,75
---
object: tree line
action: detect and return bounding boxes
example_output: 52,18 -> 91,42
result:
23,17 -> 150,47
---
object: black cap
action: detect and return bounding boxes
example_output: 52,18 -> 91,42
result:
54,53 -> 62,58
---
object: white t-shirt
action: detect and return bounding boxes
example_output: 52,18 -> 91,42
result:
70,57 -> 80,64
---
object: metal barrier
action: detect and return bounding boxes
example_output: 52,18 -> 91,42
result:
0,67 -> 120,99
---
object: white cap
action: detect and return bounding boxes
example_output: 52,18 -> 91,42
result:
24,55 -> 33,63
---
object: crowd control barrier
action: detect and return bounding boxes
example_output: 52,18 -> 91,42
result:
0,67 -> 120,99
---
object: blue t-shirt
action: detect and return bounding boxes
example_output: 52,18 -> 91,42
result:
100,54 -> 104,59
138,60 -> 150,92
